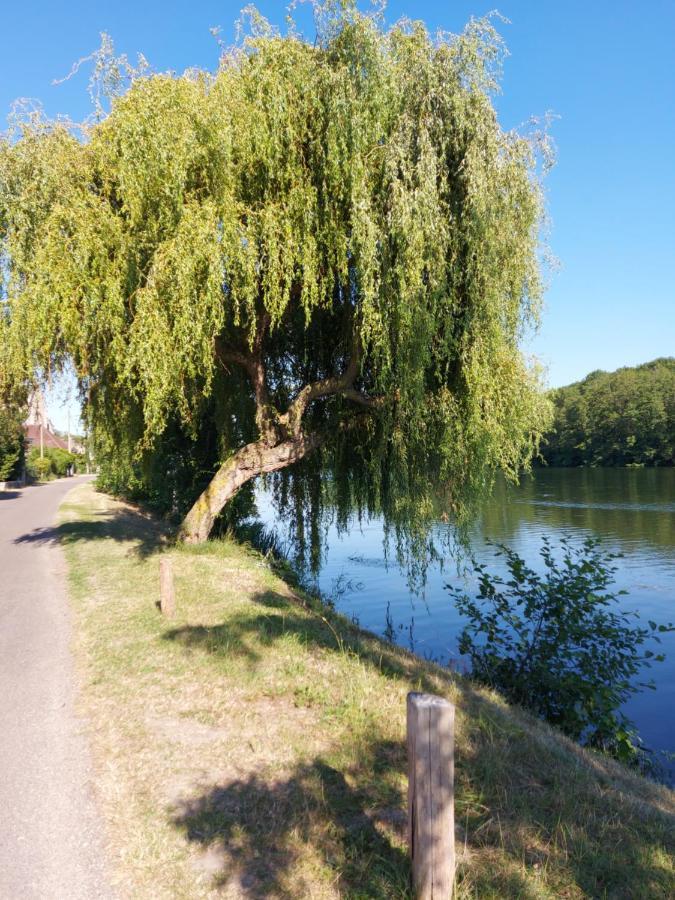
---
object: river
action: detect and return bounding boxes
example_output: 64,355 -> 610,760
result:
259,468 -> 675,778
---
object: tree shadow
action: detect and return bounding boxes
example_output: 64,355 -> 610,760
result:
164,588 -> 675,898
451,687 -> 675,898
13,506 -> 166,559
163,587 -> 441,691
163,620 -> 263,664
171,751 -> 410,898
0,490 -> 22,500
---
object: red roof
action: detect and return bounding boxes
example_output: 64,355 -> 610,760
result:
24,425 -> 70,451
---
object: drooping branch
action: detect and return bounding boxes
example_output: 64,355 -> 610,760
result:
280,338 -> 385,434
216,341 -> 271,412
215,328 -> 279,445
339,387 -> 388,409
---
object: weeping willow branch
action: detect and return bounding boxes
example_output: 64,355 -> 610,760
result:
215,334 -> 279,445
217,330 -> 385,444
1,5 -> 552,554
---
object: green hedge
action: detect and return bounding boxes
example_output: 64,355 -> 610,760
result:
27,446 -> 83,480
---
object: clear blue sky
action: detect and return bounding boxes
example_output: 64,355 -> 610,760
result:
2,1 -> 673,430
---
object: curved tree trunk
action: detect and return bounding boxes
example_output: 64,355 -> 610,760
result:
179,431 -> 322,544
180,330 -> 380,544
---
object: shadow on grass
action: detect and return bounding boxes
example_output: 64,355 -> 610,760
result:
454,703 -> 675,898
13,506 -> 165,559
164,589 -> 675,898
172,753 -> 411,898
163,588 -> 441,691
38,490 -> 672,895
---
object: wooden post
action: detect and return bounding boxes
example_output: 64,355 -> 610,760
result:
159,557 -> 176,618
407,692 -> 455,899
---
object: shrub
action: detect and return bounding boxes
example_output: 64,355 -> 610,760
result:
45,447 -> 79,476
27,446 -> 81,479
0,407 -> 24,481
30,455 -> 53,480
447,537 -> 673,768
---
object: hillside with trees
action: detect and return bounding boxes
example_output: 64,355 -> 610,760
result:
541,358 -> 675,467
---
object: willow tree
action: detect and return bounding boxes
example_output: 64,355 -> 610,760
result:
0,5 -> 551,548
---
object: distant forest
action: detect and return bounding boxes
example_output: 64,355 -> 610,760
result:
541,358 -> 674,467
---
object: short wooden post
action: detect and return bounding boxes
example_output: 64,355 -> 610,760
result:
407,692 -> 455,899
159,557 -> 176,618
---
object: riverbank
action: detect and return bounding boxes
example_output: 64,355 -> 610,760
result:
60,483 -> 674,898
268,466 -> 675,774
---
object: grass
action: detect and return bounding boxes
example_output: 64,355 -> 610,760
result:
56,483 -> 674,898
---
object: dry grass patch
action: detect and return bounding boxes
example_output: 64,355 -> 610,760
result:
59,483 -> 674,898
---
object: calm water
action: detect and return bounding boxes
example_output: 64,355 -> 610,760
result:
259,468 -> 675,776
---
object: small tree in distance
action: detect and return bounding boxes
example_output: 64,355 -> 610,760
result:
0,3 -> 551,554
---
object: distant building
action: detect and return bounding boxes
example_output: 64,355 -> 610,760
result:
24,390 -> 70,452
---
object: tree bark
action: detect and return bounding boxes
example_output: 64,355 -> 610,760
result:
180,330 -> 384,544
179,431 -> 322,544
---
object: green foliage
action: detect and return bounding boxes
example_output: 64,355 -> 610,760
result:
1,4 -> 551,557
542,358 -> 675,467
28,454 -> 53,480
448,537 -> 674,768
27,446 -> 80,479
0,324 -> 27,481
48,446 -> 81,476
0,405 -> 24,480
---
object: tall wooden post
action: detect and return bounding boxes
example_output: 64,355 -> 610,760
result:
407,692 -> 455,899
159,557 -> 176,618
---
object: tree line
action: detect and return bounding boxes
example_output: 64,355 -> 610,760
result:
540,358 -> 674,467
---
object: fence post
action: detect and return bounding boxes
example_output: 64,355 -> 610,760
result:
407,691 -> 455,899
159,557 -> 176,618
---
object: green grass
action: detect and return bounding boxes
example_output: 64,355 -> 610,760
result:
59,484 -> 674,898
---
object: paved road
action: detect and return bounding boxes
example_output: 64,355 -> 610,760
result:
0,478 -> 111,899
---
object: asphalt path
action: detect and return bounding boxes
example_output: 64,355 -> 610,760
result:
0,477 -> 111,898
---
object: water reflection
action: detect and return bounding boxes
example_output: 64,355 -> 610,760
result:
478,469 -> 675,558
259,469 -> 675,776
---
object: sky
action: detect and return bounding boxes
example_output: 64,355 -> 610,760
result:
1,1 -> 674,431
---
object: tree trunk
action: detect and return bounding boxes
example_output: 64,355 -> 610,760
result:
179,431 -> 322,544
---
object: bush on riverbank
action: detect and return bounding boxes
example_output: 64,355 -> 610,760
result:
59,483 -> 674,898
449,537 -> 673,773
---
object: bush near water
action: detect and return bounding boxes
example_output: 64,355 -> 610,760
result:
448,537 -> 674,774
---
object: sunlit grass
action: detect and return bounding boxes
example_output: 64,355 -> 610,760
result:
60,484 -> 675,898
